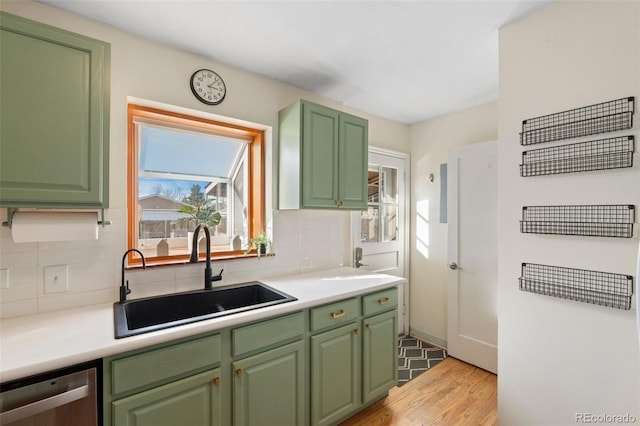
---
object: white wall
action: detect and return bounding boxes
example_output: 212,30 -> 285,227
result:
498,1 -> 639,424
409,101 -> 497,344
0,1 -> 409,318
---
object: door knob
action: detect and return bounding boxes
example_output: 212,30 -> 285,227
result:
449,261 -> 460,270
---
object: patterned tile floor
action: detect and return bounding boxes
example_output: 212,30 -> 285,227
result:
398,336 -> 447,386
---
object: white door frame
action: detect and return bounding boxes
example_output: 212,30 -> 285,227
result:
350,146 -> 410,335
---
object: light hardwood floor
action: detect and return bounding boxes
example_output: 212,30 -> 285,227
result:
341,357 -> 497,426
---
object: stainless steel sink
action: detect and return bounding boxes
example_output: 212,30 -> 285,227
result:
114,281 -> 297,338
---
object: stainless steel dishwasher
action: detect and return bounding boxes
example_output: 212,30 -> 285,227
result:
0,360 -> 99,425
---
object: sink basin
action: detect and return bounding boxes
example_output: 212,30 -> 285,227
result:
114,281 -> 297,338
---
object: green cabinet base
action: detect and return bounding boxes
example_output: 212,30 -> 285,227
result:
104,288 -> 398,426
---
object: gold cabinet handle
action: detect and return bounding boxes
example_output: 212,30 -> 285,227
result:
214,377 -> 221,387
366,323 -> 371,330
331,309 -> 346,319
236,369 -> 243,379
379,297 -> 390,305
354,328 -> 360,335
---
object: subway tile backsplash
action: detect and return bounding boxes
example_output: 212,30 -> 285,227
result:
0,208 -> 348,318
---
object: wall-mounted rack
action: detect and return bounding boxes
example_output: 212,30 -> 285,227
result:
520,205 -> 635,238
520,97 -> 635,146
520,135 -> 634,177
519,263 -> 633,310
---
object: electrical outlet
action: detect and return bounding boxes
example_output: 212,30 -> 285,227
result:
44,265 -> 68,294
0,269 -> 9,289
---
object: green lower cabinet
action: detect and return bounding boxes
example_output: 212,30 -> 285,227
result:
103,293 -> 398,426
311,322 -> 361,426
112,368 -> 222,426
232,340 -> 305,426
362,310 -> 398,404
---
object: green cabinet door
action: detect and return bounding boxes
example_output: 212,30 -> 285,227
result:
301,102 -> 340,208
362,310 -> 398,403
311,322 -> 361,426
233,340 -> 306,426
112,368 -> 222,426
338,113 -> 368,210
0,12 -> 110,207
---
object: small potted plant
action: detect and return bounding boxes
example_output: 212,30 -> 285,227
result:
244,230 -> 273,258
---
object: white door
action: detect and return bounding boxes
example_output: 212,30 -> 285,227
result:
447,140 -> 498,374
351,148 -> 409,335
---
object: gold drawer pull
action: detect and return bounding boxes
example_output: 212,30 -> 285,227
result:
354,328 -> 360,335
214,377 -> 221,387
379,297 -> 390,305
331,309 -> 346,319
236,369 -> 243,379
366,323 -> 371,330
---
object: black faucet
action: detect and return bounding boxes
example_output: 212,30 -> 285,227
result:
120,249 -> 146,303
190,224 -> 223,290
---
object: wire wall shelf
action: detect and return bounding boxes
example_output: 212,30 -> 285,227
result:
519,263 -> 633,310
520,205 -> 635,238
520,136 -> 635,177
520,97 -> 635,146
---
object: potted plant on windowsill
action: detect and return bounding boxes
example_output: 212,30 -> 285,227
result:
244,231 -> 273,258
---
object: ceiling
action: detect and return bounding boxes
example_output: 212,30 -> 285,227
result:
39,0 -> 550,124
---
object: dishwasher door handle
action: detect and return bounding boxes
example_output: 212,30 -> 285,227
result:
0,384 -> 89,424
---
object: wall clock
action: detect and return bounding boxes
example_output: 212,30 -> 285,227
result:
190,69 -> 226,105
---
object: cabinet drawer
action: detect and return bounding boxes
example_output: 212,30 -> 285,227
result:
310,298 -> 359,332
232,312 -> 304,357
111,334 -> 221,395
362,288 -> 398,317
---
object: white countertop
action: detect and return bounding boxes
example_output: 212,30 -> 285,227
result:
0,267 -> 405,383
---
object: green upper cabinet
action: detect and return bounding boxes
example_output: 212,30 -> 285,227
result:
279,100 -> 368,210
0,12 -> 110,207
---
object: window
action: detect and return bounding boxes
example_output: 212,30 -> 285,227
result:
127,104 -> 264,266
360,164 -> 398,243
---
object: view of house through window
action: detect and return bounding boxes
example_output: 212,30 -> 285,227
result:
128,105 -> 264,264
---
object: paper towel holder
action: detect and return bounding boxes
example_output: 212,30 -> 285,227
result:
2,208 -> 112,228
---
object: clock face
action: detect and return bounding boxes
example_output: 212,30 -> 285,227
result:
190,69 -> 226,105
